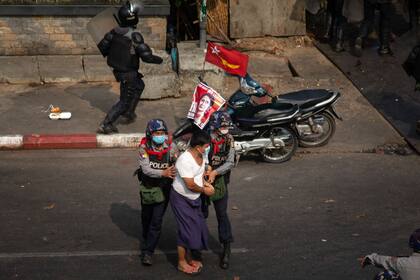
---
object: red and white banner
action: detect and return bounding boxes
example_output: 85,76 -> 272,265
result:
187,82 -> 225,129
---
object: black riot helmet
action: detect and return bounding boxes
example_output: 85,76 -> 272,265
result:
117,0 -> 144,27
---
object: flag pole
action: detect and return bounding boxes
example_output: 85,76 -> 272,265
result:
199,0 -> 207,49
200,51 -> 206,82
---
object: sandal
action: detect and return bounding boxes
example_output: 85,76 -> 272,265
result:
188,260 -> 203,271
177,264 -> 201,276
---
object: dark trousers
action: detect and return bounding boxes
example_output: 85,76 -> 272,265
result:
202,190 -> 233,244
409,0 -> 420,26
359,0 -> 395,48
410,0 -> 420,42
140,197 -> 169,255
328,0 -> 345,33
104,71 -> 145,125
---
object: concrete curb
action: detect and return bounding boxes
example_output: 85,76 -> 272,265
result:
0,135 -> 24,150
0,133 -> 145,150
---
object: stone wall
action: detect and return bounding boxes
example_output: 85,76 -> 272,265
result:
0,16 -> 167,56
229,0 -> 306,38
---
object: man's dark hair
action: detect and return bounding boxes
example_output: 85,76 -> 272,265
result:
190,129 -> 211,147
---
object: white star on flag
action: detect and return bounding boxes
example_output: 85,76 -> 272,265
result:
211,46 -> 220,55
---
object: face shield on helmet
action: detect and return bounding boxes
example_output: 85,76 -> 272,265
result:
118,0 -> 144,27
128,0 -> 144,15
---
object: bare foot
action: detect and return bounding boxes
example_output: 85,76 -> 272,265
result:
188,260 -> 203,269
178,261 -> 200,275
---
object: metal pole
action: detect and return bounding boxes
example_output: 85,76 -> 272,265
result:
199,0 -> 207,49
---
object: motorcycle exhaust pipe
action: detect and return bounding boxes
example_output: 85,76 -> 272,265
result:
234,136 -> 287,154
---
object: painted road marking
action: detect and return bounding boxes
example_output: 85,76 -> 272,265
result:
0,248 -> 249,259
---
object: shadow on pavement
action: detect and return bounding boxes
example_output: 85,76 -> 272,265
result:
66,83 -> 116,114
108,202 -> 221,269
109,203 -> 142,241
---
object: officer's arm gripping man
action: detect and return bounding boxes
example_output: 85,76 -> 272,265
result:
132,32 -> 163,64
97,31 -> 114,57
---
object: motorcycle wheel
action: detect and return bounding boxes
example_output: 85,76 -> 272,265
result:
298,111 -> 336,148
261,126 -> 298,163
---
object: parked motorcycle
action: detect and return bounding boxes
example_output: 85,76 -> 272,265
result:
237,74 -> 342,147
228,101 -> 300,163
173,74 -> 342,163
173,81 -> 300,164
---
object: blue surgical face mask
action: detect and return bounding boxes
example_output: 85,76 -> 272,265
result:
219,128 -> 229,135
152,135 -> 167,145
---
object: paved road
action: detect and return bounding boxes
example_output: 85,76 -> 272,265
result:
0,149 -> 419,280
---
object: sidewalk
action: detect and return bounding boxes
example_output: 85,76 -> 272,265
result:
315,30 -> 420,153
0,42 -> 407,152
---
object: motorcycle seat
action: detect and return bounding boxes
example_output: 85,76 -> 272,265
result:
275,89 -> 334,108
236,103 -> 299,126
229,127 -> 258,137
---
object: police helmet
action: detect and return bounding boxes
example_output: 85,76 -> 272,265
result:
374,271 -> 401,280
118,0 -> 144,27
409,228 -> 420,252
146,119 -> 168,138
208,111 -> 233,132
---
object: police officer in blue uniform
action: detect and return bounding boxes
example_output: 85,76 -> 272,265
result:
136,119 -> 178,265
97,1 -> 163,134
203,112 -> 236,269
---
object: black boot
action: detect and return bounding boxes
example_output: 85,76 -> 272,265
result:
220,242 -> 231,269
378,13 -> 393,56
353,36 -> 363,57
378,45 -> 393,56
119,95 -> 140,125
333,26 -> 345,52
97,121 -> 118,134
119,112 -> 137,125
141,252 -> 153,266
321,13 -> 333,42
416,120 -> 420,135
97,115 -> 118,134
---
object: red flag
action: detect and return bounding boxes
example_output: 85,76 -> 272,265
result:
205,42 -> 249,77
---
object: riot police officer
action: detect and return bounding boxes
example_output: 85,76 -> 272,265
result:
408,0 -> 420,41
328,0 -> 346,52
136,119 -> 178,265
204,112 -> 235,269
354,0 -> 396,56
413,0 -> 420,43
97,1 -> 163,134
359,228 -> 420,280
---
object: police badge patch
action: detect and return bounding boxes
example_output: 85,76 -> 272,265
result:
140,151 -> 148,159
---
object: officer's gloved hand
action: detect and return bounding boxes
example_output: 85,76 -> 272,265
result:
150,55 -> 163,64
